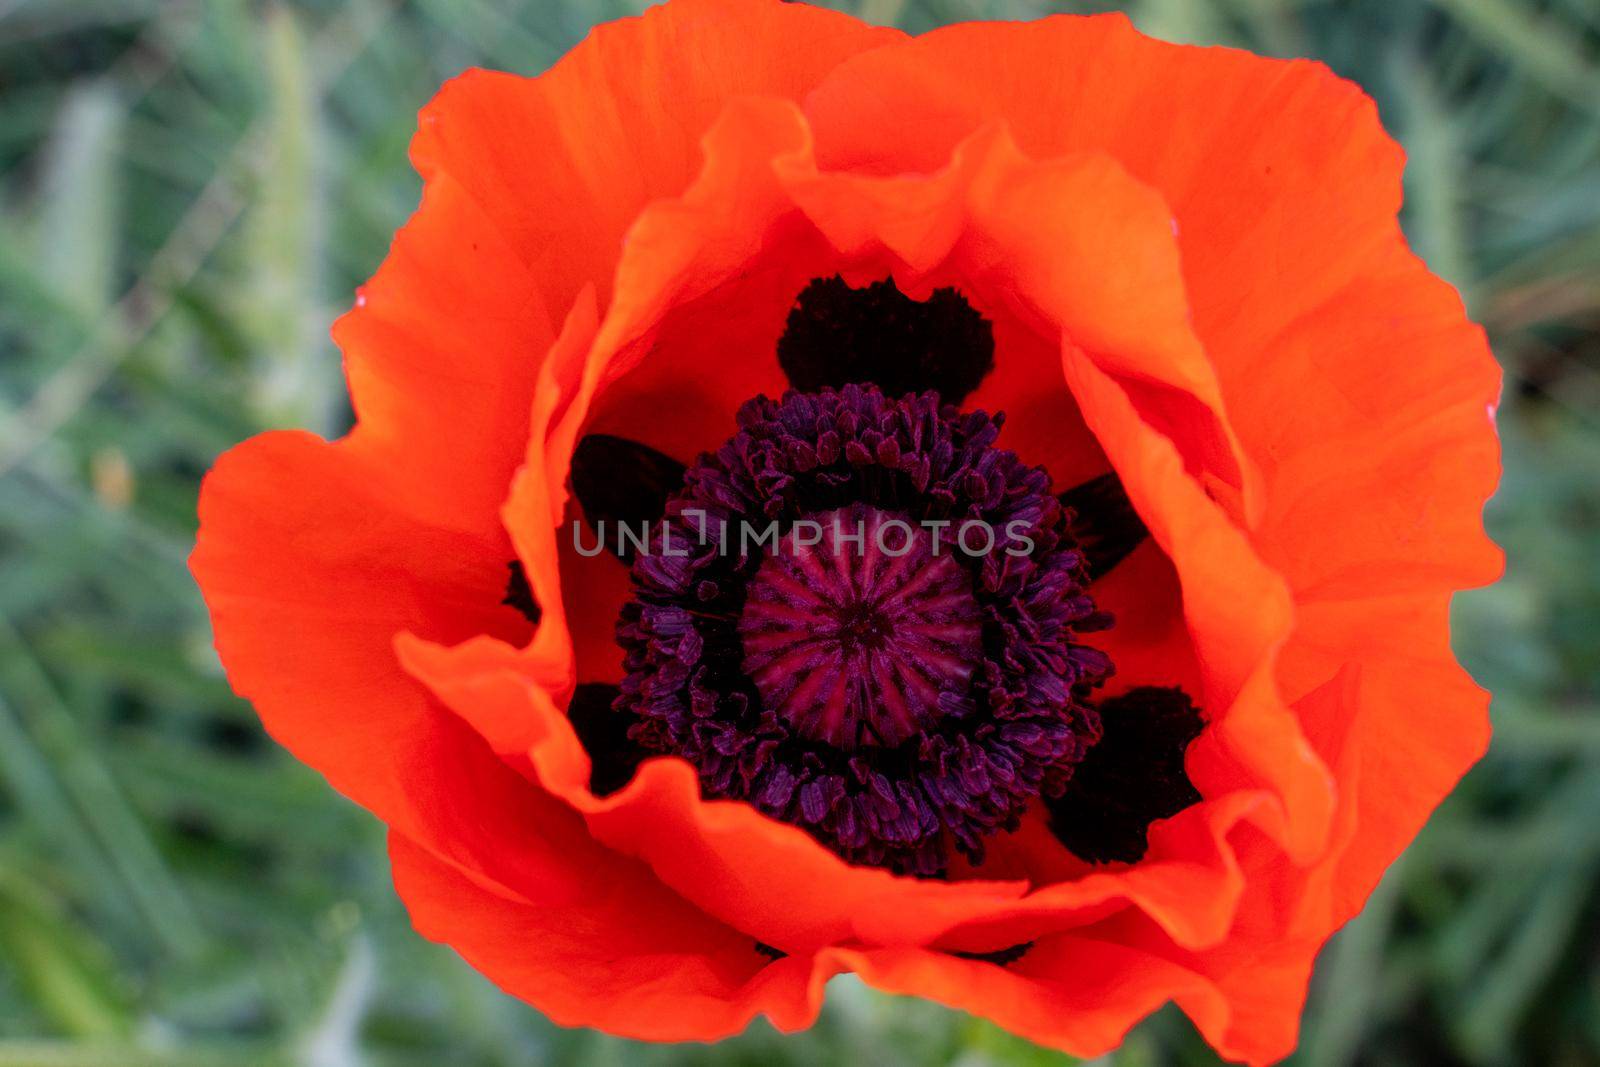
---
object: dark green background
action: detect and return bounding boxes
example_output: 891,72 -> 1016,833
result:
1,1 -> 1597,1064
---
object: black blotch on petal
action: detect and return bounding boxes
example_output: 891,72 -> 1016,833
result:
951,941 -> 1034,967
754,941 -> 788,962
567,683 -> 644,797
777,276 -> 995,405
571,434 -> 688,564
1059,472 -> 1149,582
501,560 -> 542,625
1047,686 -> 1204,865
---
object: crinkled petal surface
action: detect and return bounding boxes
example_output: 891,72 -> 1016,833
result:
192,3 -> 1500,1065
802,12 -> 1500,1060
193,0 -> 901,1037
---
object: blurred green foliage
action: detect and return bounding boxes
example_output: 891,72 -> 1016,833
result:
0,1 -> 1597,1065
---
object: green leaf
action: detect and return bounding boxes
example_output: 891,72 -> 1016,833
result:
0,870 -> 133,1040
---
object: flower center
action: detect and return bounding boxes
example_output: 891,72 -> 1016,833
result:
739,504 -> 984,750
558,279 -> 1203,876
612,384 -> 1114,876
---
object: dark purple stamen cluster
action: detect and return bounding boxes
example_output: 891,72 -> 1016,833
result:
614,384 -> 1113,876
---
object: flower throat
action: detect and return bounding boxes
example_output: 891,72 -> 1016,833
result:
543,277 -> 1203,877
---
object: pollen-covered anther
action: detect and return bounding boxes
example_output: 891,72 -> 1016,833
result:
613,384 -> 1115,876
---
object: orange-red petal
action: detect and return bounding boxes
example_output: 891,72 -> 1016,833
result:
804,13 -> 1500,1059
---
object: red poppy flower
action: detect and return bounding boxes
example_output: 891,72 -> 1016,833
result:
190,1 -> 1501,1062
